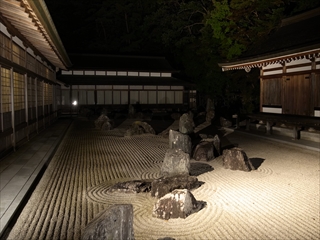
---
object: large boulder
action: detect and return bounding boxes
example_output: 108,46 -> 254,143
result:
192,141 -> 214,161
82,204 -> 135,240
206,110 -> 215,123
222,147 -> 255,171
101,120 -> 113,131
94,114 -> 110,129
168,129 -> 192,155
152,189 -> 205,220
151,175 -> 201,198
160,149 -> 190,177
200,134 -> 221,156
179,113 -> 195,134
125,121 -> 155,136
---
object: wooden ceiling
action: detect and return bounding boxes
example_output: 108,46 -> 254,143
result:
0,0 -> 71,70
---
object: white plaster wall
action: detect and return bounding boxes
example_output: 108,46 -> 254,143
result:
287,66 -> 312,73
262,107 -> 282,114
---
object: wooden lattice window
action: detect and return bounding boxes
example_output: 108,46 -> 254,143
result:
27,77 -> 36,120
37,80 -> 43,107
13,72 -> 25,111
12,42 -> 25,66
26,53 -> 36,72
28,77 -> 36,108
44,82 -> 53,105
0,33 -> 11,60
1,68 -> 11,113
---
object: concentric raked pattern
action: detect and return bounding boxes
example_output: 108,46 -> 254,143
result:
7,118 -> 320,240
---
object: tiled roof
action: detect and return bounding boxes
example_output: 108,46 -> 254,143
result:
68,54 -> 178,73
0,0 -> 71,69
219,7 -> 320,71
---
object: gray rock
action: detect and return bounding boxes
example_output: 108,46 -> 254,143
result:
161,149 -> 190,177
212,134 -> 221,155
168,129 -> 192,155
193,141 -> 214,161
179,113 -> 195,134
206,110 -> 215,123
201,134 -> 221,156
125,121 -> 155,136
220,117 -> 232,128
152,189 -> 205,220
101,120 -> 113,131
82,204 -> 135,240
108,180 -> 152,193
222,147 -> 255,171
151,175 -> 201,198
94,114 -> 110,129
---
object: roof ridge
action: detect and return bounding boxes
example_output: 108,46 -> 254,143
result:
281,7 -> 320,27
68,53 -> 166,59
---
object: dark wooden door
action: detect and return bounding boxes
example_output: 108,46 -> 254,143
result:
282,74 -> 311,116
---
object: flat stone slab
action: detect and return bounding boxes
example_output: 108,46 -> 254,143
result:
108,180 -> 152,193
151,175 -> 202,199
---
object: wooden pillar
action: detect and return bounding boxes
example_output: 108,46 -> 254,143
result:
53,84 -> 56,118
259,68 -> 263,112
0,64 -> 3,132
293,126 -> 298,140
10,67 -> 15,151
246,118 -> 250,131
266,121 -> 272,135
24,74 -> 29,141
310,57 -> 316,116
35,77 -> 38,133
70,84 -> 72,117
42,81 -> 45,128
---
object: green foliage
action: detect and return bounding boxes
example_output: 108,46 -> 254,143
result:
206,0 -> 284,60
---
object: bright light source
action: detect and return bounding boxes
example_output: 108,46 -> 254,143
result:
72,100 -> 77,106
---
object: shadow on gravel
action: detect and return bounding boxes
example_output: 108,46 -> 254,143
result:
249,158 -> 265,169
146,118 -> 175,134
190,162 -> 214,176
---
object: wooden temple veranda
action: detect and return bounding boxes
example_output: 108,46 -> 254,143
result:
219,7 -> 320,139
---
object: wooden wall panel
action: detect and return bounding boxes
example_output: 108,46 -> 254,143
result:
313,73 -> 320,108
261,78 -> 282,106
282,74 -> 311,116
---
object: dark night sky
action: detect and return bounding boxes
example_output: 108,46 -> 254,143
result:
45,0 -> 320,58
44,0 -> 166,55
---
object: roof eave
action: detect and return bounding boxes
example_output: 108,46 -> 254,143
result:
26,0 -> 72,69
219,44 -> 320,72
